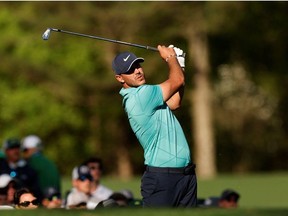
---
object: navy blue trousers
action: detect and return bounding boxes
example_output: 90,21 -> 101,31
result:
141,164 -> 197,207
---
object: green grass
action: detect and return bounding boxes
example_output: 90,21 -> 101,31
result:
1,208 -> 288,216
197,172 -> 288,208
61,172 -> 288,208
2,172 -> 286,216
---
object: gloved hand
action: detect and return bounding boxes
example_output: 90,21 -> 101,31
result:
169,45 -> 185,68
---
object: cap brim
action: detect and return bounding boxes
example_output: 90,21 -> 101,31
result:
123,58 -> 144,74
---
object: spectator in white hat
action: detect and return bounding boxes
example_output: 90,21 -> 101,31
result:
0,138 -> 41,200
21,135 -> 61,202
0,174 -> 17,207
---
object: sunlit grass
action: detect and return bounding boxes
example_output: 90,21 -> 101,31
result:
61,172 -> 288,208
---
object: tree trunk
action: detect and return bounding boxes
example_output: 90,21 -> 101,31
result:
116,144 -> 133,180
186,16 -> 217,179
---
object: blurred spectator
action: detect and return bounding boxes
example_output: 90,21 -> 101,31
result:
96,190 -> 142,209
198,189 -> 240,208
0,150 -> 4,159
0,174 -> 18,206
65,165 -> 97,209
42,187 -> 62,209
21,135 -> 61,200
96,198 -> 119,208
83,157 -> 113,204
0,138 -> 41,200
107,190 -> 142,207
119,189 -> 142,207
14,188 -> 40,209
108,192 -> 129,207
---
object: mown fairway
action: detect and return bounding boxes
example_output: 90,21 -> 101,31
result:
1,173 -> 287,216
65,172 -> 288,208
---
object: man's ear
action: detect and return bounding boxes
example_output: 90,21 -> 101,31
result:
115,75 -> 125,84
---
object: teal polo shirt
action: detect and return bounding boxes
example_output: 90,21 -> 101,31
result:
120,85 -> 191,167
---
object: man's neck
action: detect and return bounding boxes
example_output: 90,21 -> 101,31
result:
90,181 -> 100,191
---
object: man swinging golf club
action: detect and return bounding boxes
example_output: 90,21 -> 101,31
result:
112,45 -> 197,207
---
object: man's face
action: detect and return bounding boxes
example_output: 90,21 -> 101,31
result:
22,148 -> 35,159
115,62 -> 146,88
74,176 -> 92,194
5,147 -> 20,163
87,162 -> 102,182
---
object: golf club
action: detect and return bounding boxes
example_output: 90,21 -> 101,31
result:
42,28 -> 159,52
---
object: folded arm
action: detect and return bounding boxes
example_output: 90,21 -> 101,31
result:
158,45 -> 185,110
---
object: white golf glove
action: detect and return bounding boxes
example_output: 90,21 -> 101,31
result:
169,45 -> 185,68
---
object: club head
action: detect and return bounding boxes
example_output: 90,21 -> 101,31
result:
42,28 -> 51,40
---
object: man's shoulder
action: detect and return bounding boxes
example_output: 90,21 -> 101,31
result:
98,184 -> 113,193
121,85 -> 159,95
30,153 -> 57,166
92,184 -> 113,196
68,188 -> 88,198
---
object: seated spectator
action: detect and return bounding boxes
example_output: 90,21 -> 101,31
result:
14,188 -> 40,209
0,174 -> 18,206
42,187 -> 62,209
95,198 -> 119,208
108,192 -> 129,207
119,189 -> 142,207
65,165 -> 97,209
21,135 -> 61,201
83,157 -> 113,204
0,138 -> 41,200
199,189 -> 240,208
107,190 -> 142,207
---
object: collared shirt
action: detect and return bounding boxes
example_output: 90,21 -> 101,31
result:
120,84 -> 191,167
90,184 -> 113,203
65,188 -> 89,209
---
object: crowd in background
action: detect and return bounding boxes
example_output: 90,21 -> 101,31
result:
0,135 -> 240,210
0,135 -> 141,210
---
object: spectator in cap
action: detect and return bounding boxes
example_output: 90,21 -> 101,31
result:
21,135 -> 61,201
0,174 -> 18,206
199,189 -> 240,208
64,165 -> 98,209
82,157 -> 113,205
0,138 -> 41,201
112,46 -> 197,207
41,187 -> 63,209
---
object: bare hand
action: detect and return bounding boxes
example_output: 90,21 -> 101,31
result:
157,45 -> 176,62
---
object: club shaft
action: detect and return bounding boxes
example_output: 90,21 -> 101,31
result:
49,28 -> 158,52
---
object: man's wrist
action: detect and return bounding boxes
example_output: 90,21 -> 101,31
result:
165,54 -> 176,62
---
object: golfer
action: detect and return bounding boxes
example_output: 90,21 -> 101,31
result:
112,45 -> 197,207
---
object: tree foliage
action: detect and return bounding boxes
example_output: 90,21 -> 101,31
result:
0,2 -> 287,176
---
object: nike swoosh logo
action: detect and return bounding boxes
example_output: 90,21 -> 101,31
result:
123,55 -> 130,62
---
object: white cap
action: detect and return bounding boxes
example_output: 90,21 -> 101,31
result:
22,135 -> 42,149
0,174 -> 13,188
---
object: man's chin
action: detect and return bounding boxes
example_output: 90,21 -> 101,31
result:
134,80 -> 146,87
